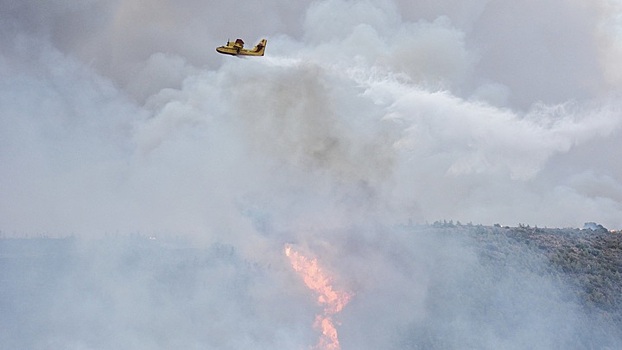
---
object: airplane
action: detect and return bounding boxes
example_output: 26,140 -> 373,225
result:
216,38 -> 267,56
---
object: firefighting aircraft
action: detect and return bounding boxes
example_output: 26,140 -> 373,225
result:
216,38 -> 267,56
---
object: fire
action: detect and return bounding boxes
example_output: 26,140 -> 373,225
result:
285,244 -> 352,350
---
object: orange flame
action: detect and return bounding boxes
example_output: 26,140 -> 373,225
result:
285,244 -> 352,350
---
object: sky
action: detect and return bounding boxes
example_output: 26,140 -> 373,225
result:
2,1 -> 622,348
2,0 -> 622,236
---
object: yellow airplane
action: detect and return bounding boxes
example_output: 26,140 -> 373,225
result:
216,38 -> 267,56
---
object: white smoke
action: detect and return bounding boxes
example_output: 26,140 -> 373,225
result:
3,0 -> 622,235
2,0 -> 622,348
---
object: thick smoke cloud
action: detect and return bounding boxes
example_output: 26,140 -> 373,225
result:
4,0 -> 619,232
2,0 -> 622,348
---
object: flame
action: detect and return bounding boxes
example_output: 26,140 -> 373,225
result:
285,244 -> 352,350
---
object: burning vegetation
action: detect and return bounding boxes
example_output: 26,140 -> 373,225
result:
285,244 -> 353,350
1,224 -> 621,349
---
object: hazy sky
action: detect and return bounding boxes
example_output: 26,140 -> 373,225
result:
1,0 -> 622,237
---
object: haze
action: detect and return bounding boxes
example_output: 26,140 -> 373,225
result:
1,0 -> 622,348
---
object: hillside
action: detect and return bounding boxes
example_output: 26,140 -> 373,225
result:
1,224 -> 621,349
425,222 -> 622,326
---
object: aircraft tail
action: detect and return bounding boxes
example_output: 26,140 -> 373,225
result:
252,39 -> 267,56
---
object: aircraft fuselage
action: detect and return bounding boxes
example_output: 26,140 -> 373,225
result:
216,39 -> 267,56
